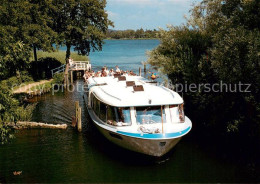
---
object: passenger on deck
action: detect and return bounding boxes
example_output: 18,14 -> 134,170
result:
129,71 -> 136,76
151,73 -> 157,80
104,66 -> 109,76
95,71 -> 101,77
91,70 -> 95,77
83,71 -> 88,81
101,68 -> 107,77
109,69 -> 115,76
115,66 -> 120,74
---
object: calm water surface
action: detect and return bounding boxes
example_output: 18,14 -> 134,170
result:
0,40 -> 259,183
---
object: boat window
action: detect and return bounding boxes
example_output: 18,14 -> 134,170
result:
169,105 -> 179,123
178,104 -> 185,123
107,106 -> 117,126
99,102 -> 107,122
116,107 -> 131,126
136,106 -> 166,125
93,95 -> 100,116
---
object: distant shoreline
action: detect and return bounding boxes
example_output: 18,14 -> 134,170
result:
105,38 -> 158,40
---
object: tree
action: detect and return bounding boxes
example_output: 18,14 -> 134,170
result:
135,28 -> 145,38
0,0 -> 57,62
148,0 -> 260,141
0,28 -> 31,79
49,0 -> 113,62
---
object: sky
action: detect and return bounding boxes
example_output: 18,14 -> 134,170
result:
106,0 -> 201,30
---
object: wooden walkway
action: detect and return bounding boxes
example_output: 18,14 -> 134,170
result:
51,61 -> 91,77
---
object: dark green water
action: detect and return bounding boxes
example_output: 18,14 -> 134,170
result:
0,80 -> 259,183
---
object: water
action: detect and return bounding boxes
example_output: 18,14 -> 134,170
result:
0,40 -> 259,183
61,39 -> 160,72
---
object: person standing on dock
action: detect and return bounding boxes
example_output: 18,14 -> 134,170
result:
69,57 -> 75,67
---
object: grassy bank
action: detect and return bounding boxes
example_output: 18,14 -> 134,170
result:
33,51 -> 89,64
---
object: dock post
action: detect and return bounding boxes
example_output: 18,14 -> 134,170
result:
64,64 -> 69,89
77,107 -> 82,132
70,70 -> 73,84
75,101 -> 82,132
139,67 -> 142,76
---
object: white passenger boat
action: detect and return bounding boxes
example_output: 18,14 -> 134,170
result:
84,75 -> 192,157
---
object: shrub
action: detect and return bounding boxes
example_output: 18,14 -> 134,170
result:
53,73 -> 64,84
30,57 -> 62,80
20,71 -> 33,83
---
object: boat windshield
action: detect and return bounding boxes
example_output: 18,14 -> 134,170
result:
136,106 -> 166,125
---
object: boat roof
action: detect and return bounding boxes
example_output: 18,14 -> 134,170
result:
88,76 -> 183,107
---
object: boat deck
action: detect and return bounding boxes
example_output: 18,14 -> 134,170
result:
87,76 -> 183,107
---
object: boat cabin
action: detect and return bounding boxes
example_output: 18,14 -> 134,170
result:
87,76 -> 185,128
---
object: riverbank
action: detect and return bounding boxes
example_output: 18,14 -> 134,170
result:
13,79 -> 53,94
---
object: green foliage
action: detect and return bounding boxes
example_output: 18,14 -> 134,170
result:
15,104 -> 36,122
0,84 -> 36,144
0,0 -> 57,52
20,71 -> 33,83
49,0 -> 113,60
0,85 -> 18,144
53,73 -> 64,84
148,0 -> 260,140
106,29 -> 159,39
0,32 -> 31,79
0,123 -> 14,145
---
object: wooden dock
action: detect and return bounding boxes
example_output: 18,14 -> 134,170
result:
51,61 -> 91,77
50,60 -> 91,87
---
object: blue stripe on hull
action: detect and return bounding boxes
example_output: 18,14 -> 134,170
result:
117,126 -> 191,139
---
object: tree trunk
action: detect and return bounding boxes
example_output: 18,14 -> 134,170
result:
66,43 -> 71,64
33,45 -> 37,62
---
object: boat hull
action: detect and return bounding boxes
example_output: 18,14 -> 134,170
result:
84,93 -> 189,157
96,125 -> 181,157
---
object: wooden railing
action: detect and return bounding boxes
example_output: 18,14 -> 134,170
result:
51,61 -> 91,77
70,61 -> 91,71
51,64 -> 66,77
